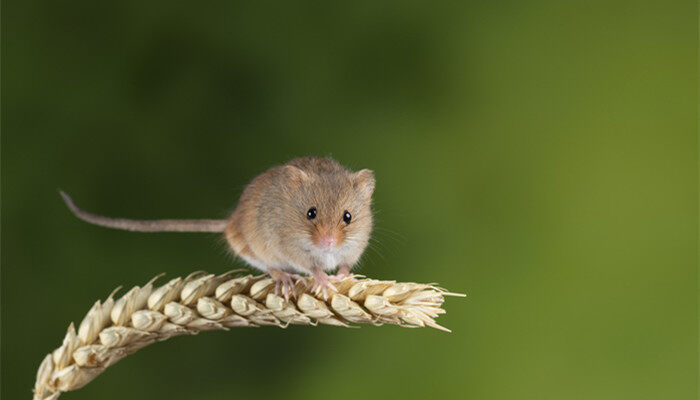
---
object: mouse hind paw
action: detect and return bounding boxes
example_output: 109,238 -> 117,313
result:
311,269 -> 338,300
268,268 -> 302,301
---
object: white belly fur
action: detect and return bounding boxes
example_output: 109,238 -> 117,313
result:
238,250 -> 342,275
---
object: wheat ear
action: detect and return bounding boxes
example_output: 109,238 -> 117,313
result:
33,271 -> 465,400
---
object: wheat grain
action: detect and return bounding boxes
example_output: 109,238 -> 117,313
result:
33,271 -> 464,400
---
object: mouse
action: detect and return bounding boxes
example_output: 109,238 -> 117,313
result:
60,156 -> 375,299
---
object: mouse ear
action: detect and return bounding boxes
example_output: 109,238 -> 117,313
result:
281,165 -> 309,185
352,169 -> 375,198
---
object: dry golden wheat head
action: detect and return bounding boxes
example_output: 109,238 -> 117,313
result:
33,271 -> 464,400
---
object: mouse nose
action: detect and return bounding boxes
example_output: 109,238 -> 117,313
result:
319,236 -> 337,248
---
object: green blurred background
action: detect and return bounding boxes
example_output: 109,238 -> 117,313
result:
2,1 -> 697,399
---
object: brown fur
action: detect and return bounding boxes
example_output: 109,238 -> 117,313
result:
61,157 -> 375,278
225,157 -> 374,275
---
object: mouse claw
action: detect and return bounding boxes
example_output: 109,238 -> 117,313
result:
311,269 -> 338,301
269,269 -> 299,301
275,280 -> 289,302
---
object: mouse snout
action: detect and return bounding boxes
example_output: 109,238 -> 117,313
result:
311,223 -> 343,250
319,235 -> 337,248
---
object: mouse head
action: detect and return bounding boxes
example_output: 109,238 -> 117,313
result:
281,161 -> 375,256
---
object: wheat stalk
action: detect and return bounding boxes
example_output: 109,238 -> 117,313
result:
33,271 -> 464,400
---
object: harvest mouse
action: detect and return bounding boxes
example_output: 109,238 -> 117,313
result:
60,157 -> 375,299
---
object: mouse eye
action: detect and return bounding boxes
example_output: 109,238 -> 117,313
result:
306,207 -> 317,220
342,210 -> 352,224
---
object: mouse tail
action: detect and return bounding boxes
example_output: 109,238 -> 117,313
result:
59,191 -> 227,233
